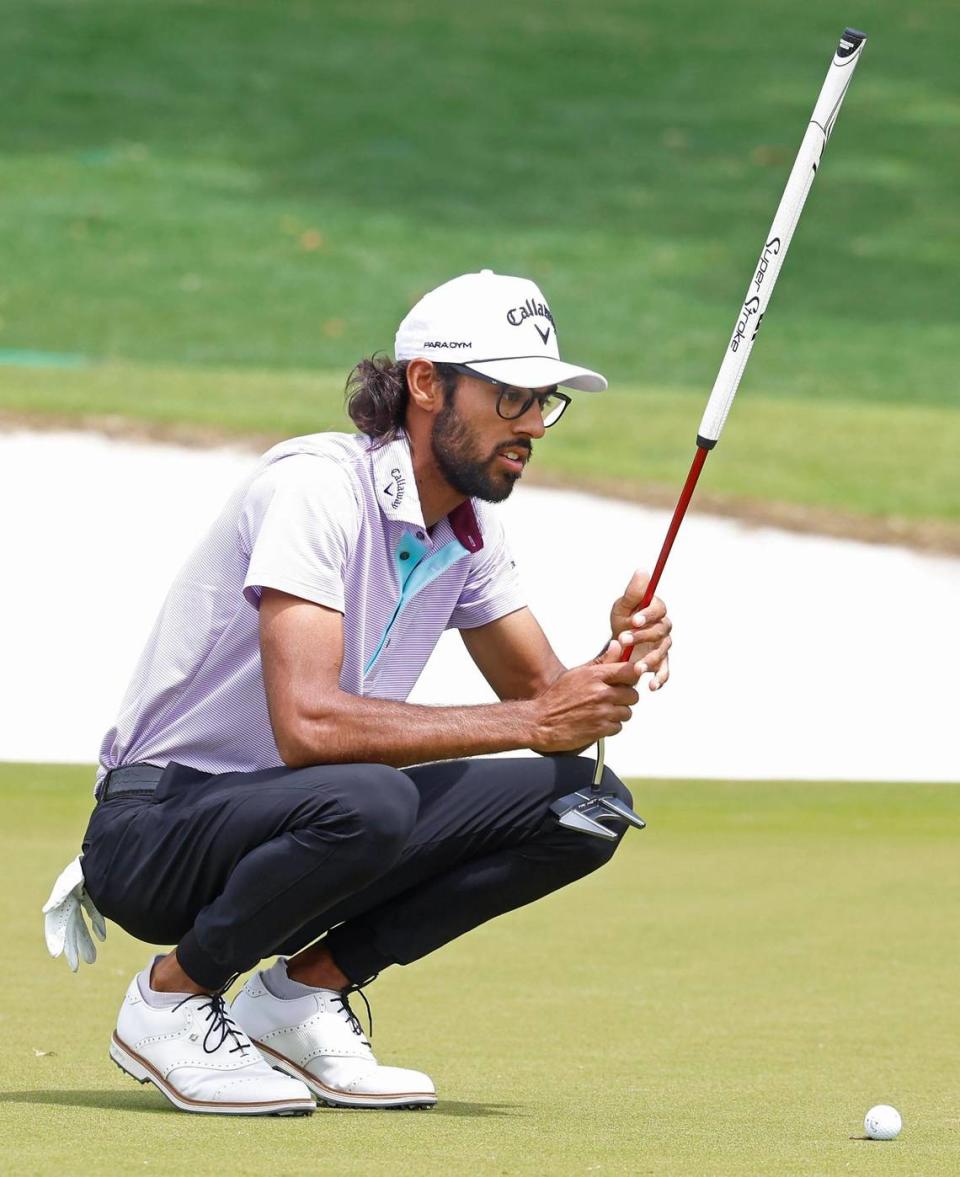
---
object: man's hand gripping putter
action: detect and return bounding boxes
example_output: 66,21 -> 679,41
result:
552,29 -> 867,839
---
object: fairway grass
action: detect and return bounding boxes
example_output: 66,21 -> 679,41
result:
4,0 -> 958,552
2,1 -> 957,411
3,763 -> 957,1176
3,360 -> 959,545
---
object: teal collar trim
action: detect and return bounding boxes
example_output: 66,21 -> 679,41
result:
364,530 -> 471,677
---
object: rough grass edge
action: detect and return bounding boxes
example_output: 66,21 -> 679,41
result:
4,408 -> 959,557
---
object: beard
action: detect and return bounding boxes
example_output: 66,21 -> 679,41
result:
430,397 -> 531,503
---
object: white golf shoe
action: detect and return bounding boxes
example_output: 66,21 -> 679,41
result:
231,964 -> 437,1109
109,965 -> 316,1116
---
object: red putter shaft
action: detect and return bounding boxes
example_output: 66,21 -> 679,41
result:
620,443 -> 711,660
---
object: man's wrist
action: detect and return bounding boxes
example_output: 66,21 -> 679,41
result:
517,697 -> 545,753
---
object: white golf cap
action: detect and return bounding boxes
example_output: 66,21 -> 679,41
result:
394,269 -> 607,392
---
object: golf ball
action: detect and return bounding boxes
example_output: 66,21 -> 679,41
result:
864,1104 -> 902,1140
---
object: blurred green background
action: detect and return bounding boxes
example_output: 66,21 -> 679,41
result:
1,0 -> 957,537
0,2 -> 955,536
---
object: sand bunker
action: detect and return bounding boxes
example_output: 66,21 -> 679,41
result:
2,430 -> 956,781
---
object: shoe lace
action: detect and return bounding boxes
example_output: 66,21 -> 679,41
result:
173,991 -> 251,1056
333,984 -> 373,1046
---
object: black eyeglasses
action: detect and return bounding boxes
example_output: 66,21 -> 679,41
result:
447,363 -> 571,427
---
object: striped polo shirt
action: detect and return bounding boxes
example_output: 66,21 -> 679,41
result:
96,431 -> 525,782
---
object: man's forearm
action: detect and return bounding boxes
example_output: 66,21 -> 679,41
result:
277,692 -> 542,769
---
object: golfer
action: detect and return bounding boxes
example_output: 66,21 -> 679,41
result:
43,269 -> 672,1116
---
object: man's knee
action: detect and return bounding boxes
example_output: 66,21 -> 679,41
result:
337,764 -> 420,851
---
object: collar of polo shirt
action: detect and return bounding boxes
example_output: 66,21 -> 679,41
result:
370,434 -> 483,554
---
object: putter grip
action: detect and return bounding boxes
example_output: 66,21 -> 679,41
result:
697,27 -> 867,444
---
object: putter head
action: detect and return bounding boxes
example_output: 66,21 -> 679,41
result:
550,789 -> 646,841
596,793 -> 646,828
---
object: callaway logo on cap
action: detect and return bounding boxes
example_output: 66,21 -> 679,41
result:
394,269 -> 607,392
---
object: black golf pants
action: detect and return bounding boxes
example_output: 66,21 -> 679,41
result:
80,756 -> 633,990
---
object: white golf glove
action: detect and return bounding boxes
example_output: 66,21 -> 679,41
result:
42,856 -> 106,971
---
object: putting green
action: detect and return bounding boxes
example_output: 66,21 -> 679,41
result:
4,763 -> 957,1175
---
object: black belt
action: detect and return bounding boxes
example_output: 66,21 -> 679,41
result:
96,763 -> 164,801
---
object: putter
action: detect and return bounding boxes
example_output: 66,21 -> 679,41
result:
550,735 -> 646,841
553,28 -> 868,841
